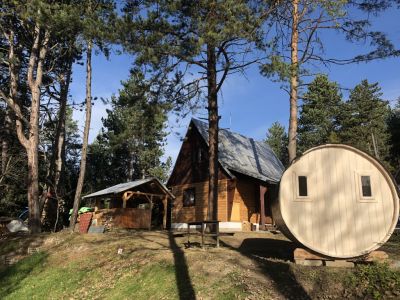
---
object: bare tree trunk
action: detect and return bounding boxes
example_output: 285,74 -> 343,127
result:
70,41 -> 92,229
41,56 -> 73,229
1,107 -> 11,176
27,144 -> 40,232
128,150 -> 135,181
1,21 -> 49,234
207,43 -> 219,221
288,0 -> 299,164
26,27 -> 50,233
53,57 -> 72,192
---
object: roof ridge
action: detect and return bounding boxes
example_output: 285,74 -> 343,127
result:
190,117 -> 285,183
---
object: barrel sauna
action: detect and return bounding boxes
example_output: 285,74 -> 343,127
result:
272,144 -> 399,259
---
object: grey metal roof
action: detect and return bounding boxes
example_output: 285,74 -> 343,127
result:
82,177 -> 174,199
192,118 -> 285,183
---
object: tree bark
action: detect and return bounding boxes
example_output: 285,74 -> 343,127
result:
1,20 -> 49,234
70,41 -> 93,229
288,0 -> 299,164
26,27 -> 50,233
41,55 -> 73,229
207,43 -> 219,221
53,57 -> 73,193
1,108 -> 11,176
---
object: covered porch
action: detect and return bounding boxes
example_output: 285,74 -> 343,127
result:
82,178 -> 175,230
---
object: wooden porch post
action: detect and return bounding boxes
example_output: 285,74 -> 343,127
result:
260,185 -> 267,227
162,196 -> 168,230
149,195 -> 153,230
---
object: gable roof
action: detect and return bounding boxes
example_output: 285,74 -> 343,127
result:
82,177 -> 174,199
190,118 -> 285,184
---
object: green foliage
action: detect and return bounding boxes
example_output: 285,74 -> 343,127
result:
265,121 -> 289,166
122,0 -> 273,112
388,98 -> 400,177
345,263 -> 400,299
0,106 -> 27,217
298,74 -> 342,153
338,80 -> 391,165
260,1 -> 349,89
86,70 -> 171,192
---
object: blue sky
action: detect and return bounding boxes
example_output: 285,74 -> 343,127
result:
70,7 -> 400,166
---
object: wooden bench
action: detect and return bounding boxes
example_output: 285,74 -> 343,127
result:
187,221 -> 220,249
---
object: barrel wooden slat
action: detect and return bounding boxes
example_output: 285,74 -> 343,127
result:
273,144 -> 399,259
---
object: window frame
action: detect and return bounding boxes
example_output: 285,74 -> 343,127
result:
183,188 -> 196,207
355,171 -> 376,202
293,172 -> 312,201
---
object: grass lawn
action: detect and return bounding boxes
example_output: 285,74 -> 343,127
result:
0,230 -> 399,299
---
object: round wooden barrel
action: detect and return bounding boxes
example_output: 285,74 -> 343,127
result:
272,144 -> 399,259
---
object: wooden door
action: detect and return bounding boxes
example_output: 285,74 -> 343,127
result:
231,202 -> 241,221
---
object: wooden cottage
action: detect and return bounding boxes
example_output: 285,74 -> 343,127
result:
167,119 -> 285,231
274,144 -> 400,259
82,178 -> 175,230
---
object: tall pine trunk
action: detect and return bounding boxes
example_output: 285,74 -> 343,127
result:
41,56 -> 73,230
288,0 -> 299,163
70,41 -> 92,229
207,43 -> 219,221
3,23 -> 49,233
27,44 -> 47,233
1,105 -> 11,176
53,57 -> 72,193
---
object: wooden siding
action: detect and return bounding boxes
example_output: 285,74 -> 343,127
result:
277,144 -> 399,258
167,122 -> 278,226
171,177 -> 270,225
171,179 -> 229,223
232,176 -> 260,224
168,124 -> 229,186
93,208 -> 151,229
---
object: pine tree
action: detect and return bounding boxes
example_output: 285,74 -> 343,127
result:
388,98 -> 400,178
338,80 -> 391,164
0,0 -> 86,232
261,0 -> 398,163
298,74 -> 342,153
265,122 -> 289,167
123,0 -> 279,221
70,0 -> 116,229
86,69 -> 171,193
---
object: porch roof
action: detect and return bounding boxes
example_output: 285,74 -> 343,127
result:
82,177 -> 175,199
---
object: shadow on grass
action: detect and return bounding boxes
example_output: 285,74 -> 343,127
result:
0,252 -> 48,298
238,238 -> 297,261
168,232 -> 196,300
220,237 -> 311,300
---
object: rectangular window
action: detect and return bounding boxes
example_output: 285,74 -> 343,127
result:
183,188 -> 195,207
361,176 -> 372,197
298,176 -> 308,197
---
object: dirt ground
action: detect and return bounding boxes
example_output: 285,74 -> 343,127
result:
1,229 -> 400,299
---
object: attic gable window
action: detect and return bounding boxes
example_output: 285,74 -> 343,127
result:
183,188 -> 196,207
361,176 -> 372,197
298,176 -> 308,197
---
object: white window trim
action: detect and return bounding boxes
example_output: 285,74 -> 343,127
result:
354,171 -> 377,202
293,172 -> 312,202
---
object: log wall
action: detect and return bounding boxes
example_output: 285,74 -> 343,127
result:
171,179 -> 229,222
171,177 -> 264,224
93,208 -> 151,229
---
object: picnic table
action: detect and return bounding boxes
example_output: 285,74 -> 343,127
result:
187,220 -> 220,248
